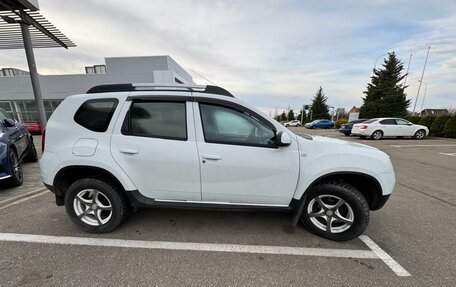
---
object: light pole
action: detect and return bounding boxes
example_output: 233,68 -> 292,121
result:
372,53 -> 389,77
412,46 -> 431,115
419,80 -> 427,116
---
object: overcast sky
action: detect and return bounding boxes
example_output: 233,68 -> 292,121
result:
2,0 -> 455,114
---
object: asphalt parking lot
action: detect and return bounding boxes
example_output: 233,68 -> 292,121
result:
0,132 -> 455,286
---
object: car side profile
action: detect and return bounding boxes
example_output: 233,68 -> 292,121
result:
284,120 -> 301,127
351,118 -> 428,140
40,84 -> 395,241
0,108 -> 38,187
305,119 -> 334,129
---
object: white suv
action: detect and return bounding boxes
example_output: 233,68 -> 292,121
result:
40,84 -> 395,241
284,120 -> 301,127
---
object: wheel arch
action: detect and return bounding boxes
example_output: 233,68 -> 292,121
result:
53,165 -> 127,205
301,171 -> 384,210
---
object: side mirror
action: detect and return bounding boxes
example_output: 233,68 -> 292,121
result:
3,118 -> 16,128
276,131 -> 292,147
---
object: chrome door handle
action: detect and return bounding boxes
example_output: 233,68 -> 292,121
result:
119,149 -> 138,154
202,155 -> 222,160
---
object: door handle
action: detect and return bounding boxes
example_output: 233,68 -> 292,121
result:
202,154 -> 222,160
119,149 -> 139,154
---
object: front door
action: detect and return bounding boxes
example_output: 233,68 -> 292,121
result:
111,97 -> 201,201
395,119 -> 415,136
193,99 -> 300,206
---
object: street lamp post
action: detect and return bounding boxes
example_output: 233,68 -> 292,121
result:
372,53 -> 389,77
419,80 -> 427,116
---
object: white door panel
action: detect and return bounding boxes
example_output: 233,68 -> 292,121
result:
111,99 -> 201,201
192,99 -> 299,205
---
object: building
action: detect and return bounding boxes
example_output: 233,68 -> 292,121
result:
420,109 -> 449,116
0,56 -> 194,122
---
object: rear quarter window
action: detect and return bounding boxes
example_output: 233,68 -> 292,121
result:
74,99 -> 119,132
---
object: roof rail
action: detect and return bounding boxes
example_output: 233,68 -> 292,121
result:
86,83 -> 234,97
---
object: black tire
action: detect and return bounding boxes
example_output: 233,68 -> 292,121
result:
297,124 -> 301,127
359,135 -> 367,139
343,133 -> 350,136
371,130 -> 383,140
23,138 -> 38,163
6,149 -> 23,187
285,124 -> 290,127
414,129 -> 426,140
64,178 -> 130,233
300,180 -> 369,241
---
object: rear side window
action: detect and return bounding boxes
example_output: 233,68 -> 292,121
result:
125,101 -> 187,140
380,119 -> 396,125
74,99 -> 118,132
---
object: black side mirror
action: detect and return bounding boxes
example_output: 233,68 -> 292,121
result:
276,131 -> 292,147
3,118 -> 16,128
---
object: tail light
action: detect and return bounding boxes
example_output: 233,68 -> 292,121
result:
360,125 -> 368,130
41,128 -> 46,152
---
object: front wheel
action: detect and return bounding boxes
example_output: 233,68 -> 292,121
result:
65,178 -> 130,233
414,129 -> 426,140
300,181 -> 369,241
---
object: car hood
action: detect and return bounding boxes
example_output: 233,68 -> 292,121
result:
297,134 -> 378,150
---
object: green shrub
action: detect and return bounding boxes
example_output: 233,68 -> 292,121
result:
418,116 -> 436,129
334,119 -> 348,128
403,116 -> 422,124
430,115 -> 452,136
444,115 -> 456,138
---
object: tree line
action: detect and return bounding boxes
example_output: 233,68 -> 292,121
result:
275,52 -> 411,122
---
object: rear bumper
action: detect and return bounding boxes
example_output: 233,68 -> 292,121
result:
338,128 -> 351,134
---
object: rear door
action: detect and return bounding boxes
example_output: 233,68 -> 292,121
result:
193,97 -> 300,205
111,94 -> 201,201
379,119 -> 397,136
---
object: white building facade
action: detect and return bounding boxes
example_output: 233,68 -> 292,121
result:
0,56 -> 194,122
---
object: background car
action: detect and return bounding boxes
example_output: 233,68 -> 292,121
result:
0,108 -> 38,187
339,119 -> 368,136
351,118 -> 429,140
284,120 -> 301,127
23,121 -> 42,134
305,119 -> 334,129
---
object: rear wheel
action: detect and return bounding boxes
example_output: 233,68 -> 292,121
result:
6,150 -> 23,187
300,181 -> 369,241
65,178 -> 130,233
371,130 -> 383,140
414,129 -> 426,140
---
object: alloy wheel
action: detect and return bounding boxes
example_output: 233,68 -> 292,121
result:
11,152 -> 22,182
307,195 -> 354,233
73,189 -> 113,226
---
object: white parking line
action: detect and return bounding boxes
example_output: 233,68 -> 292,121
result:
359,235 -> 411,277
0,187 -> 46,205
0,191 -> 48,210
0,233 -> 410,277
438,152 -> 456,156
390,144 -> 456,148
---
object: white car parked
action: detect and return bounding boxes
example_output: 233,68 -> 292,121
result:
351,118 -> 428,140
284,120 -> 301,127
40,84 -> 395,241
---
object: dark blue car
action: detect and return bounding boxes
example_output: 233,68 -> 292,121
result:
304,119 -> 334,129
0,108 -> 38,187
339,119 -> 368,136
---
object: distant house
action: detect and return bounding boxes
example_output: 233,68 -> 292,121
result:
347,106 -> 360,121
420,109 -> 449,116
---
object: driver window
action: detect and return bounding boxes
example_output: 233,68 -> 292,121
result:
199,103 -> 276,147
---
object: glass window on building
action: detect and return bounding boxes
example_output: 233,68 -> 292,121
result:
0,99 -> 63,123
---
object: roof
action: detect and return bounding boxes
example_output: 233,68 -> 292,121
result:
0,9 -> 75,49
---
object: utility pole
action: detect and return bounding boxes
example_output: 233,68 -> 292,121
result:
413,46 -> 430,115
403,53 -> 412,88
419,80 -> 427,115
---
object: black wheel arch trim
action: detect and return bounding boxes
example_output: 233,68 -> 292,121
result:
291,171 -> 387,227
